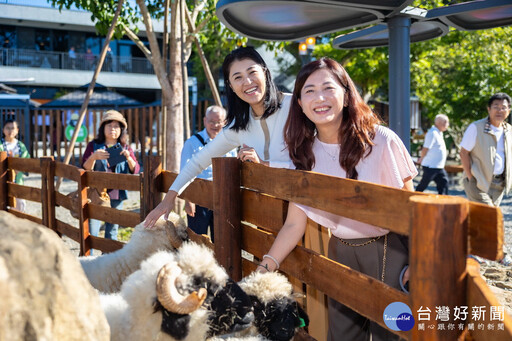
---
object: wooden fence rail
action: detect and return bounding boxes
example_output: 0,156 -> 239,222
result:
0,153 -> 511,340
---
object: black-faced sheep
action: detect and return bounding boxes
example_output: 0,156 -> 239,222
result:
80,213 -> 188,293
101,242 -> 255,341
236,272 -> 309,341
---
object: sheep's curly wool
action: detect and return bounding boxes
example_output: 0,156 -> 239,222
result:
80,213 -> 187,293
100,242 -> 254,341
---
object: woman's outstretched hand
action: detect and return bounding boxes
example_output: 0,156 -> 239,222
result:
144,190 -> 178,229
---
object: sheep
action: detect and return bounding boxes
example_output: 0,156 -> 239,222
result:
80,213 -> 188,293
101,241 -> 255,341
234,272 -> 309,341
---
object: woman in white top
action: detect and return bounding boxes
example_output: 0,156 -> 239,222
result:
257,58 -> 417,341
145,46 -> 292,228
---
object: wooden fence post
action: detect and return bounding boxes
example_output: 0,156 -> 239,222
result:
78,169 -> 91,256
410,195 -> 468,340
213,157 -> 242,281
142,154 -> 162,218
40,157 -> 57,234
0,152 -> 7,211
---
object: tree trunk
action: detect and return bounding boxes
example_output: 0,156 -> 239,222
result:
166,0 -> 184,173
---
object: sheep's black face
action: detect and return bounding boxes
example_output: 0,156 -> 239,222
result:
206,278 -> 254,336
251,296 -> 309,341
153,301 -> 191,340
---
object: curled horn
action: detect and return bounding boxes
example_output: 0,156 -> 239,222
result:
156,262 -> 207,314
164,217 -> 188,249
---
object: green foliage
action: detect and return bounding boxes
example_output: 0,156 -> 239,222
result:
412,27 -> 512,129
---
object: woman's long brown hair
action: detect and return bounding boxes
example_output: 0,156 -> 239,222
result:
284,57 -> 382,179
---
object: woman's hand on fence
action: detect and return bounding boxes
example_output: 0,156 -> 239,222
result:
238,144 -> 267,165
144,190 -> 178,229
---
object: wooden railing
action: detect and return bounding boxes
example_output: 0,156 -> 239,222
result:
0,153 -> 511,340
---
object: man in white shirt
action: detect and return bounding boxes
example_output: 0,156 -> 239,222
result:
180,106 -> 236,242
460,93 -> 512,266
460,93 -> 512,207
416,114 -> 450,194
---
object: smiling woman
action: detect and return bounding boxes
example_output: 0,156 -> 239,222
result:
258,57 -> 418,341
144,46 -> 293,229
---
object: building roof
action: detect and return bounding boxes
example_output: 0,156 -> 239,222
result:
41,83 -> 142,108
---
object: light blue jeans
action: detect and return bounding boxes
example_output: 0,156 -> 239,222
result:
89,199 -> 123,240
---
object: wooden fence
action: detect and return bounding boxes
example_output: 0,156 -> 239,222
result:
0,152 -> 511,340
1,100 -> 214,166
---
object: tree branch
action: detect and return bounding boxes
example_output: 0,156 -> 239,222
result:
136,0 -> 172,94
123,25 -> 152,61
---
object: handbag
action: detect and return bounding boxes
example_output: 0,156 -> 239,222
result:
67,187 -> 111,219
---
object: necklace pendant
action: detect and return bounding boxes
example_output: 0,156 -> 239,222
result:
331,155 -> 336,161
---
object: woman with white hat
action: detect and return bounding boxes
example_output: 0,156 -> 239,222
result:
82,110 -> 140,241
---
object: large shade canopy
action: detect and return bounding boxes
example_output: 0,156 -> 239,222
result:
42,83 -> 141,108
427,0 -> 512,31
333,20 -> 448,49
216,0 -> 413,41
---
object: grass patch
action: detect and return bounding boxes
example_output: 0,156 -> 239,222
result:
118,227 -> 134,242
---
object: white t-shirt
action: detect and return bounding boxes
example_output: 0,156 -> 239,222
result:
460,123 -> 505,175
293,125 -> 418,239
421,126 -> 447,168
3,140 -> 19,157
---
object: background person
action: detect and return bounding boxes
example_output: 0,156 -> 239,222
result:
144,46 -> 292,228
0,119 -> 30,212
415,114 -> 450,194
82,110 -> 140,241
460,92 -> 512,207
460,92 -> 512,266
257,58 -> 417,341
181,105 -> 236,242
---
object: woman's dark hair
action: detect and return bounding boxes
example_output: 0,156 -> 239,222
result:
284,57 -> 382,180
222,46 -> 281,131
94,120 -> 125,144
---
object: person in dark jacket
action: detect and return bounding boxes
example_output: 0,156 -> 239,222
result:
82,110 -> 140,241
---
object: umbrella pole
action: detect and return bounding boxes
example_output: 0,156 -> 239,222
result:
56,0 -> 125,190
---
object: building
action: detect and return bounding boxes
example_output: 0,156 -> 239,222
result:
0,0 -> 163,105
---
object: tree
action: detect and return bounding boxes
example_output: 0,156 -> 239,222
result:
50,0 -> 243,172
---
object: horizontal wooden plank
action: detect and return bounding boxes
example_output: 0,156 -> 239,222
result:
55,191 -> 74,212
6,208 -> 42,225
54,162 -> 81,182
85,171 -> 141,191
89,235 -> 125,253
241,223 -> 408,339
55,219 -> 80,242
242,190 -> 287,233
468,202 -> 504,261
241,162 -> 413,234
87,203 -> 141,227
7,157 -> 41,174
8,183 -> 41,202
160,171 -> 177,192
241,163 -> 502,258
466,258 -> 512,340
179,178 -> 214,209
187,228 -> 214,250
445,164 -> 463,173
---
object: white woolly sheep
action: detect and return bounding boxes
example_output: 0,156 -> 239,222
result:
101,242 -> 255,341
80,213 -> 188,293
236,272 -> 309,341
